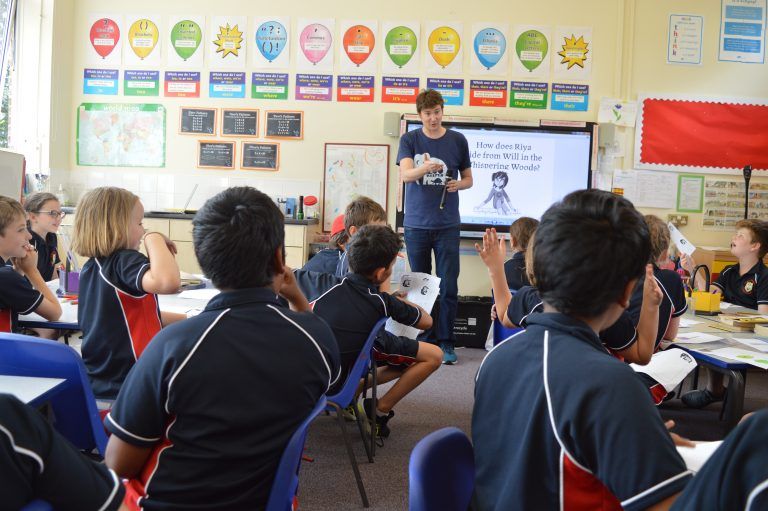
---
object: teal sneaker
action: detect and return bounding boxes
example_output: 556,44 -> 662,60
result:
441,342 -> 458,365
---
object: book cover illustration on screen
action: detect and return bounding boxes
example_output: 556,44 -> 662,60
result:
397,118 -> 594,237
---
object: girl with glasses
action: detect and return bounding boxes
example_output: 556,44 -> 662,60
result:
24,192 -> 63,282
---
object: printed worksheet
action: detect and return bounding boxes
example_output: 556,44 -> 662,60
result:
386,272 -> 441,339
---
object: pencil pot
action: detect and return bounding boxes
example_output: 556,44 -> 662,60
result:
59,270 -> 80,295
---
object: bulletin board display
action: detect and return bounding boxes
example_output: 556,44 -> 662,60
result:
322,143 -> 389,232
634,94 -> 768,174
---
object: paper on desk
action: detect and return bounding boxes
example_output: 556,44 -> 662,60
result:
733,337 -> 768,353
675,332 -> 723,344
385,272 -> 440,339
707,348 -> 768,369
679,318 -> 702,327
676,441 -> 723,473
630,348 -> 697,391
667,222 -> 696,256
720,302 -> 734,310
178,288 -> 220,300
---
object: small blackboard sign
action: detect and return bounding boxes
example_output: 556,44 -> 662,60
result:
222,109 -> 259,137
180,107 -> 217,135
197,140 -> 235,169
242,142 -> 279,170
265,110 -> 303,140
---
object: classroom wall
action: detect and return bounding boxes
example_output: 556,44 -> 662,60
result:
41,0 -> 767,296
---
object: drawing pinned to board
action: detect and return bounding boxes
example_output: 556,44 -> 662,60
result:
511,25 -> 551,78
87,14 -> 123,66
167,17 -> 204,67
470,23 -> 508,75
554,26 -> 592,80
424,22 -> 463,74
381,21 -> 420,74
209,16 -> 247,69
253,17 -> 290,68
124,17 -> 161,66
323,143 -> 389,232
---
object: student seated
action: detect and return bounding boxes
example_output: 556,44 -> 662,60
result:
104,187 -> 340,510
24,192 -> 64,282
72,187 -> 183,400
473,189 -> 692,510
308,225 -> 440,440
681,219 -> 768,408
301,213 -> 348,274
0,196 -> 61,332
504,216 -> 538,291
334,196 -> 387,278
0,393 -> 127,510
670,408 -> 768,510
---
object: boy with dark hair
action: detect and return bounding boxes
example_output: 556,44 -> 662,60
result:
334,196 -> 387,277
681,218 -> 768,408
311,225 -> 441,439
0,393 -> 127,510
104,187 -> 340,510
473,189 -> 691,510
302,214 -> 348,274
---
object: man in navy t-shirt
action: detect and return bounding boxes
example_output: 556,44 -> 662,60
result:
397,89 -> 473,365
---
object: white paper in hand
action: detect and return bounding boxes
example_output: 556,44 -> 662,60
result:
386,272 -> 441,339
630,348 -> 697,391
667,222 -> 696,256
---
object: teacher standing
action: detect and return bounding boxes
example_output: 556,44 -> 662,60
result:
397,89 -> 473,365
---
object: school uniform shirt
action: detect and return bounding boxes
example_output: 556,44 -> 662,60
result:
672,408 -> 768,511
473,313 -> 692,511
503,251 -> 529,291
0,258 -> 43,333
601,266 -> 687,349
301,247 -> 343,274
78,249 -> 161,399
334,249 -> 350,278
396,128 -> 471,230
29,230 -> 60,281
712,261 -> 768,309
293,268 -> 342,302
105,287 -> 340,511
0,393 -> 124,510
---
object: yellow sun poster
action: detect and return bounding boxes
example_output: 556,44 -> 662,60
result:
554,26 -> 592,80
209,16 -> 247,69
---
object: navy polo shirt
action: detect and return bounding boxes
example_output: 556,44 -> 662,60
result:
473,313 -> 692,510
78,250 -> 161,399
302,248 -> 343,274
602,266 -> 687,349
105,287 -> 340,511
503,252 -> 529,291
0,258 -> 43,332
712,261 -> 768,309
0,394 -> 124,510
29,230 -> 60,281
672,408 -> 768,510
293,268 -> 342,302
310,272 -> 421,379
334,250 -> 350,278
396,128 -> 471,229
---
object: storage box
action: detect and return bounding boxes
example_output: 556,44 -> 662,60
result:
58,270 -> 80,295
453,296 -> 493,349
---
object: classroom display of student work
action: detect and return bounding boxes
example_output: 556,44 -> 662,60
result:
703,178 -> 768,231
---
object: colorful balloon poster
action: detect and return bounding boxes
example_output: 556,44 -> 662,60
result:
86,14 -> 123,66
381,21 -> 420,75
253,17 -> 290,69
209,16 -> 247,69
423,21 -> 463,74
296,18 -> 335,72
553,26 -> 592,80
167,16 -> 205,67
338,20 -> 378,73
511,25 -> 551,78
124,16 -> 161,66
470,23 -> 508,75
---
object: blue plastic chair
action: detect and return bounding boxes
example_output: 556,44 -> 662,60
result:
325,317 -> 388,508
492,319 -> 523,346
0,332 -> 108,456
20,500 -> 53,511
265,395 -> 327,511
409,427 -> 475,511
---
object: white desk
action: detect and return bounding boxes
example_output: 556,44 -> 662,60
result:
0,375 -> 66,406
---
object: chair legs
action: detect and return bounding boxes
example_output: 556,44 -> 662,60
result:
329,402 -> 370,508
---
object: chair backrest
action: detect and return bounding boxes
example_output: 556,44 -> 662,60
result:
265,395 -> 327,511
409,427 -> 475,511
0,332 -> 108,456
20,500 -> 53,511
326,317 -> 387,406
492,319 -> 523,346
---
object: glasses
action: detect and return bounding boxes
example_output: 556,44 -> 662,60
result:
34,210 -> 66,219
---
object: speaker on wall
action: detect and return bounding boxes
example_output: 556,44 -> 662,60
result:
383,112 -> 401,138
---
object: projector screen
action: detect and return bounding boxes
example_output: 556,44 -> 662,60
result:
396,120 -> 595,237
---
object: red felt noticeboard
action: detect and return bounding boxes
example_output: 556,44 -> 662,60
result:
636,96 -> 768,172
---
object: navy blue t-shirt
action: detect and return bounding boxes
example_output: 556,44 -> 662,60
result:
0,258 -> 43,333
78,250 -> 160,399
396,128 -> 471,229
473,313 -> 692,510
29,230 -> 60,282
105,287 -> 340,511
0,393 -> 125,510
504,252 -> 529,291
302,248 -> 343,274
672,408 -> 768,510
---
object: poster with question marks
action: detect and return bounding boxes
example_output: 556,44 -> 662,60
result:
253,16 -> 290,69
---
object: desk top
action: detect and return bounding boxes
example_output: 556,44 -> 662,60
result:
0,375 -> 66,404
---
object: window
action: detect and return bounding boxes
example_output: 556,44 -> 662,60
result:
0,0 -> 16,148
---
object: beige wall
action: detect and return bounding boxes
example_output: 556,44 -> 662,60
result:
42,0 -> 767,295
